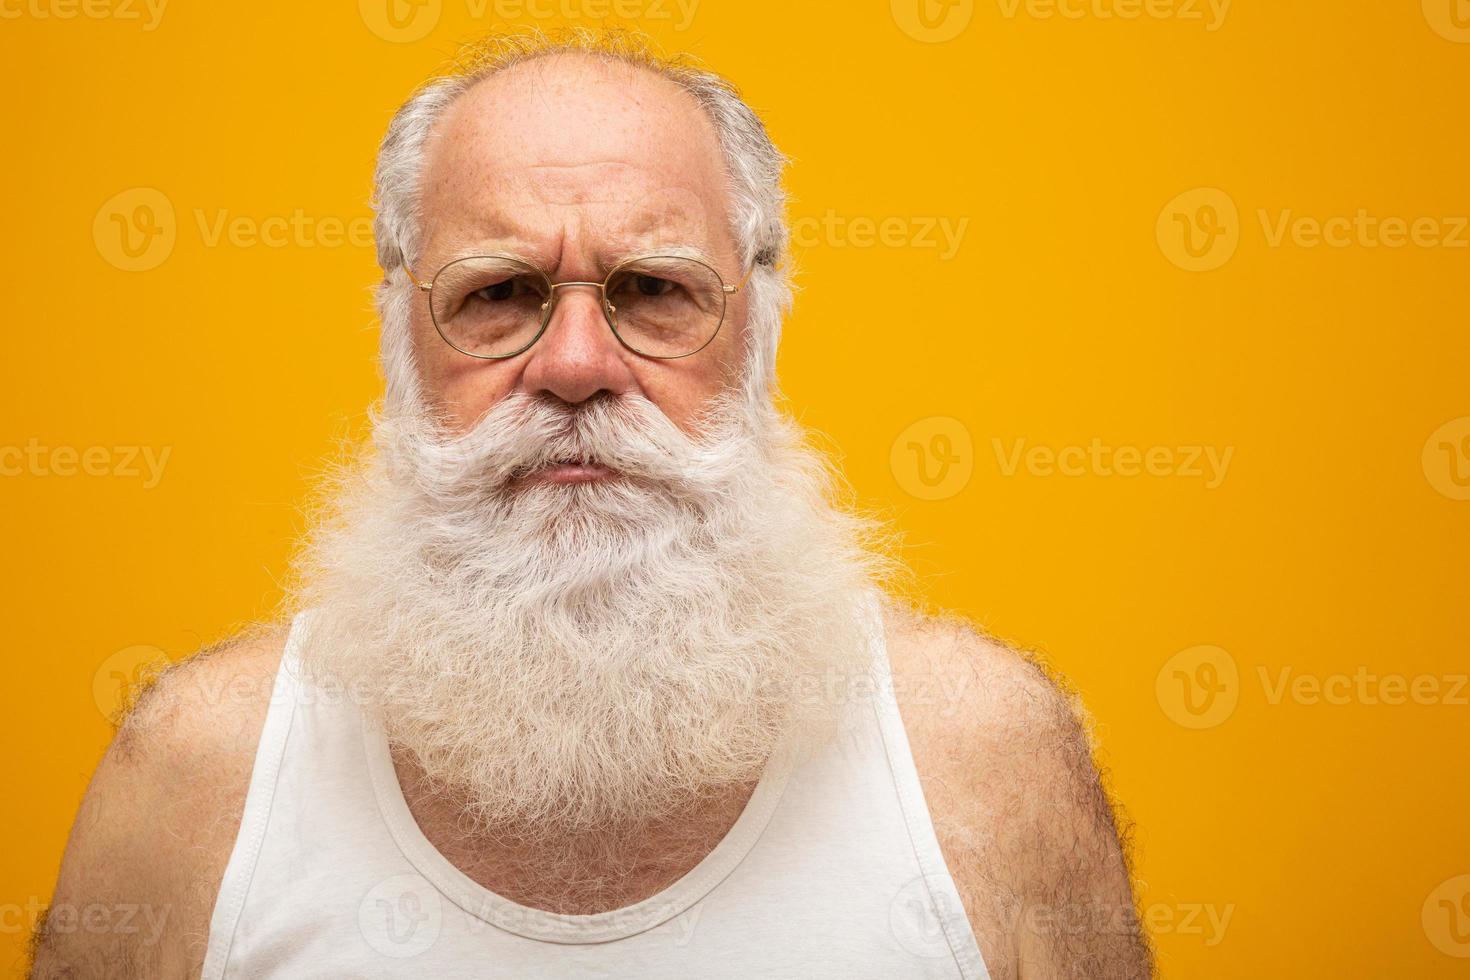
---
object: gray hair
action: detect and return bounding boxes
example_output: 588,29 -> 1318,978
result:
370,29 -> 792,413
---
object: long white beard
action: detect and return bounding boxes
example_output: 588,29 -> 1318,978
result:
288,388 -> 889,839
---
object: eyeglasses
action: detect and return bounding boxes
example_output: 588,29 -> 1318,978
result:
403,253 -> 751,360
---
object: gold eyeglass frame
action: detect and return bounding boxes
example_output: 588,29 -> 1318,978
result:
402,253 -> 754,360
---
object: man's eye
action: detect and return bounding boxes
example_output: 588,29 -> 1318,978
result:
634,274 -> 676,297
472,279 -> 517,302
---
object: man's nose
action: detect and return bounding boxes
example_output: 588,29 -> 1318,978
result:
518,285 -> 637,404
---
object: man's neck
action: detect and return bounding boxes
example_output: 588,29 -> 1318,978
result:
390,745 -> 761,915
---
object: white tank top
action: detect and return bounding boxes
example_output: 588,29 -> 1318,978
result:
201,599 -> 991,979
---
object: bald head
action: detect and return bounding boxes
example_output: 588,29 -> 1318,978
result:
421,55 -> 731,265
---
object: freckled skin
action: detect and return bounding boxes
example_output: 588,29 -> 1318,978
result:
409,55 -> 751,435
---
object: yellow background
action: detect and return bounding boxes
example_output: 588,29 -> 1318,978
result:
3,0 -> 1468,976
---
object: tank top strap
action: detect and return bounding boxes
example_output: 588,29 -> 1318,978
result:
863,592 -> 990,980
200,609 -> 310,980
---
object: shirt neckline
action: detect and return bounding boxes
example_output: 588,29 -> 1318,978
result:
361,713 -> 794,945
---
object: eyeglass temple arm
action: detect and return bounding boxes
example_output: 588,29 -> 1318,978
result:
725,263 -> 760,294
402,262 -> 432,292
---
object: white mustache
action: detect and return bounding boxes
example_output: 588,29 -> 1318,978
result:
376,391 -> 755,498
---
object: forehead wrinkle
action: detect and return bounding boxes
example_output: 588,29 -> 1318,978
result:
437,202 -> 696,260
521,161 -> 646,204
433,166 -> 715,262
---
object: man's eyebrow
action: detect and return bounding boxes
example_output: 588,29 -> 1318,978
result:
422,240 -> 721,280
416,209 -> 533,260
424,239 -> 543,271
599,242 -> 714,266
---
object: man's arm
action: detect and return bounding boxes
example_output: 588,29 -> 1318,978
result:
888,604 -> 1153,980
29,631 -> 286,980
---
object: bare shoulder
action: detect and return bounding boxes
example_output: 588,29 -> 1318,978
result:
29,625 -> 291,980
882,598 -> 1080,750
881,598 -> 1152,980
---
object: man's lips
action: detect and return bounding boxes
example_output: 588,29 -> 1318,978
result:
520,461 -> 620,485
